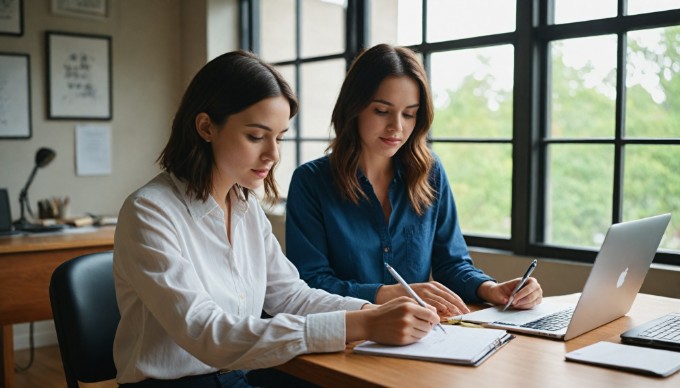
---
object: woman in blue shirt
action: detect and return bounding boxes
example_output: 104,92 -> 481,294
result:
286,44 -> 543,317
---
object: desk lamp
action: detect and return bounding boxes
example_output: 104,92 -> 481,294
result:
13,147 -> 58,230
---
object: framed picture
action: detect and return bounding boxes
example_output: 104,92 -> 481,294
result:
46,31 -> 112,120
0,0 -> 23,36
51,0 -> 108,20
0,53 -> 31,139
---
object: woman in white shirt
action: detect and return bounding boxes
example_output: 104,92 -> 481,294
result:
113,50 -> 440,387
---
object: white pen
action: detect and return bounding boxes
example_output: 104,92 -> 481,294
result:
385,263 -> 446,334
502,259 -> 538,311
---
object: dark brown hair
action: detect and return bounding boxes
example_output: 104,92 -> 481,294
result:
158,50 -> 298,203
328,44 -> 435,215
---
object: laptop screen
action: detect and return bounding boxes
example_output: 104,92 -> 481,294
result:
0,188 -> 13,232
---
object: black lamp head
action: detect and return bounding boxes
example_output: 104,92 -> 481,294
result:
35,147 -> 56,168
14,147 -> 58,228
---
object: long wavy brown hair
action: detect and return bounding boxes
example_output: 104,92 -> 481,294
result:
328,44 -> 435,215
158,51 -> 297,204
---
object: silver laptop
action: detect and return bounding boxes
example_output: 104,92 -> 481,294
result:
456,213 -> 671,341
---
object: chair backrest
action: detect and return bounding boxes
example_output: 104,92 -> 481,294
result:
49,251 -> 119,387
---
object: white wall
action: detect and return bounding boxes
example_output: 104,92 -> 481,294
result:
1,0 -> 238,350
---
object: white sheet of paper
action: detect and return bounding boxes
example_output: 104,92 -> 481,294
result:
566,341 -> 680,377
76,124 -> 112,176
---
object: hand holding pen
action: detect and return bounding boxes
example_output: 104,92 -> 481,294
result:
503,259 -> 538,311
385,263 -> 447,334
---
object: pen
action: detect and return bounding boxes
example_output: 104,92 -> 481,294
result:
502,259 -> 538,311
384,263 -> 446,334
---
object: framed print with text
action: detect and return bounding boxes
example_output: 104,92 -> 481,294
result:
0,53 -> 31,139
46,31 -> 112,120
0,0 -> 22,36
51,0 -> 108,20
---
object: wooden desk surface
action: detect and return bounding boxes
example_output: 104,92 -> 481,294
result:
277,293 -> 680,387
0,226 -> 115,254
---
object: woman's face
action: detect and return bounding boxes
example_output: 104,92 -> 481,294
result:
198,96 -> 290,192
356,76 -> 420,164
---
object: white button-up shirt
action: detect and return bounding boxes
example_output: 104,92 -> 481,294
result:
113,172 -> 367,383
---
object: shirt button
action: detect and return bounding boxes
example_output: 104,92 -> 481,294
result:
239,293 -> 245,300
384,247 -> 390,253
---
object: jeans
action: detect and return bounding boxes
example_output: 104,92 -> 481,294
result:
119,370 -> 251,388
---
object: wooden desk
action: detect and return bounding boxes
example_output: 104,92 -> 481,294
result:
0,227 -> 115,388
277,293 -> 680,387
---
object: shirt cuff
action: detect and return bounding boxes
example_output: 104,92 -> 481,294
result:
343,297 -> 369,311
351,283 -> 382,303
305,311 -> 347,353
467,275 -> 496,303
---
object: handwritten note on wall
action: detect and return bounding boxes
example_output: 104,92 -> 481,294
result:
76,124 -> 111,176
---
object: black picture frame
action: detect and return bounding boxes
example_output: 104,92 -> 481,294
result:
51,0 -> 108,20
46,31 -> 112,120
0,52 -> 31,139
0,0 -> 23,36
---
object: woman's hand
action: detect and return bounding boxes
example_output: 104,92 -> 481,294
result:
346,297 -> 440,345
375,282 -> 470,317
477,278 -> 543,310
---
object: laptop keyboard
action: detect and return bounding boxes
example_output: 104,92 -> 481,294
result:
638,314 -> 680,342
520,308 -> 575,331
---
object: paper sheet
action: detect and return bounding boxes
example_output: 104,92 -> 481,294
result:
565,341 -> 680,377
76,124 -> 112,176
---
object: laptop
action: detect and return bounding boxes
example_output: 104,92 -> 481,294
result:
454,213 -> 671,341
620,312 -> 680,351
0,188 -> 21,236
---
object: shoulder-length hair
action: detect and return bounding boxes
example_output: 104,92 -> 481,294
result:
328,44 -> 435,215
158,50 -> 297,204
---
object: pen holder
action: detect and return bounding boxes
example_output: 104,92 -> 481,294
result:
37,197 -> 70,219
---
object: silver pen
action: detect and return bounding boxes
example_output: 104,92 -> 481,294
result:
385,263 -> 446,334
502,259 -> 538,311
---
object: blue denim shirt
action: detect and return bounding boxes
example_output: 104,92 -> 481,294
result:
285,155 -> 494,304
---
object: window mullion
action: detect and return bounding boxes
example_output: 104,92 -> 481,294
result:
612,31 -> 627,224
512,0 -> 539,255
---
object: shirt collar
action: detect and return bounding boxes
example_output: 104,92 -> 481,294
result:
357,159 -> 404,183
169,173 -> 220,222
169,173 -> 251,223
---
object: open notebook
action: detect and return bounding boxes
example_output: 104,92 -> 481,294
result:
353,325 -> 513,366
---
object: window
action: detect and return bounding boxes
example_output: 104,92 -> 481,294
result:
247,0 -> 348,194
535,3 -> 680,263
241,0 -> 680,266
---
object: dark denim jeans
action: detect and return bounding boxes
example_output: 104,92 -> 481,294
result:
119,370 -> 251,388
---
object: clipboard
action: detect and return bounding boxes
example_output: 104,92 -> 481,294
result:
353,325 -> 513,366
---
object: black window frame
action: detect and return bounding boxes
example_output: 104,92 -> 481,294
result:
239,0 -> 680,266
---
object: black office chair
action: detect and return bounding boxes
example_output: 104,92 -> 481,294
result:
49,251 -> 119,387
